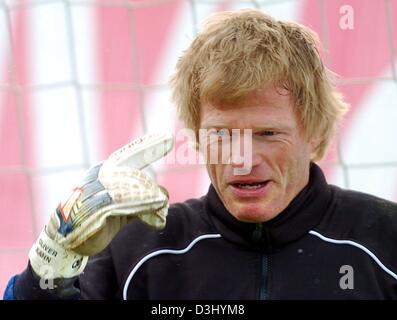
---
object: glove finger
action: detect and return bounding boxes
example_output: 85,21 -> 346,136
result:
137,204 -> 168,229
104,132 -> 174,170
71,216 -> 130,256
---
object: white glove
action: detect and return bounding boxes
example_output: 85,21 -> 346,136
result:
28,133 -> 174,280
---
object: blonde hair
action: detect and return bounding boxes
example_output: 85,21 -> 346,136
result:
170,9 -> 348,161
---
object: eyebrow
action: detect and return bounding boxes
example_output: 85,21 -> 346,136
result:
200,123 -> 294,131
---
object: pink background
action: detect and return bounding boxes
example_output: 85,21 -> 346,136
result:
1,0 -> 397,295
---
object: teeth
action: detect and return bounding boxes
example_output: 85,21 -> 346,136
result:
237,183 -> 265,189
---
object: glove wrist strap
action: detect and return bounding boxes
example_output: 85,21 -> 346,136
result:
29,228 -> 88,279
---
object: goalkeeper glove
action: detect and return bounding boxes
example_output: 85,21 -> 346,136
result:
28,132 -> 173,280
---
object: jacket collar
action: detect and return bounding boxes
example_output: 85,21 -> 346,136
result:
204,163 -> 333,251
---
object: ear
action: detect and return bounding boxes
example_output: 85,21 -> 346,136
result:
308,137 -> 321,158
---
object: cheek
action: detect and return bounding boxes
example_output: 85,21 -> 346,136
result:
261,141 -> 292,168
262,141 -> 310,183
280,145 -> 311,187
267,138 -> 310,164
206,163 -> 224,186
201,139 -> 227,165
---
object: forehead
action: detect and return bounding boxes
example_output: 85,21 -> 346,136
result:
200,85 -> 297,128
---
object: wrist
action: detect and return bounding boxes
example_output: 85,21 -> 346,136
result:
29,228 -> 88,279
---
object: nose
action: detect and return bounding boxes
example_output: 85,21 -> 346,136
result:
230,144 -> 245,168
230,130 -> 260,175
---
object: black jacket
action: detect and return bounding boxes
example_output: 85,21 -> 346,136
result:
9,163 -> 397,299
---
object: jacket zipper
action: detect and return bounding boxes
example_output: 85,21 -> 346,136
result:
260,254 -> 269,300
253,223 -> 270,300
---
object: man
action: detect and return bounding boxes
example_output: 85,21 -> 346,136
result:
4,9 -> 397,300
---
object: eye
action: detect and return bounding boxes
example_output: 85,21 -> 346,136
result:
208,128 -> 229,137
216,129 -> 229,137
260,131 -> 276,136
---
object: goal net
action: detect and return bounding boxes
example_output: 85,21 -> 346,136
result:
0,0 -> 396,294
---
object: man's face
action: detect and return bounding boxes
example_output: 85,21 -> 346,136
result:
200,84 -> 316,223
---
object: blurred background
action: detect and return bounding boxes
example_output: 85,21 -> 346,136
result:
1,0 -> 397,295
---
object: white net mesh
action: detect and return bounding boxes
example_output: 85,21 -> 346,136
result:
0,0 -> 396,294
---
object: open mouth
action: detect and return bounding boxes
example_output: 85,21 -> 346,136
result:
232,182 -> 268,190
229,180 -> 271,197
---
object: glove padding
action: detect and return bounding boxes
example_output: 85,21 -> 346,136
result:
29,133 -> 173,279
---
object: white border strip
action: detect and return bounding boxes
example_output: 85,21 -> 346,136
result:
122,233 -> 222,300
309,230 -> 397,281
